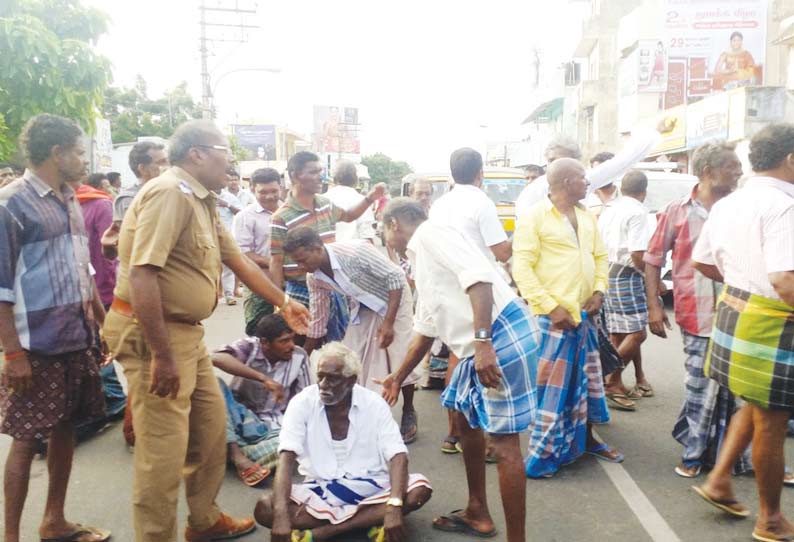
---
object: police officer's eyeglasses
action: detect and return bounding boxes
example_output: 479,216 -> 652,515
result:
196,144 -> 229,152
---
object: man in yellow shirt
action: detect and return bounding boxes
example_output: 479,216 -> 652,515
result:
513,157 -> 623,478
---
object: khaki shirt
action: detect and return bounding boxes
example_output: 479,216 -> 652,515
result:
114,167 -> 241,323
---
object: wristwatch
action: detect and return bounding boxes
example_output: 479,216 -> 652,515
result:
385,497 -> 404,507
474,328 -> 492,342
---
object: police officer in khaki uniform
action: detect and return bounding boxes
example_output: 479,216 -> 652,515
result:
103,120 -> 308,542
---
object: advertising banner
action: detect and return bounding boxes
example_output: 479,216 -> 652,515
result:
231,124 -> 277,160
638,39 -> 668,93
662,0 -> 766,107
313,105 -> 361,154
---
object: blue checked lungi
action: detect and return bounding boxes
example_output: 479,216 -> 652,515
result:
219,379 -> 283,469
441,299 -> 539,435
287,280 -> 349,341
525,312 -> 610,478
672,331 -> 751,473
291,474 -> 431,524
604,263 -> 648,334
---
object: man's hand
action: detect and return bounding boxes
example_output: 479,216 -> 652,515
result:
367,183 -> 387,202
582,291 -> 604,317
101,222 -> 120,259
383,505 -> 405,542
270,511 -> 292,542
549,305 -> 576,331
657,116 -> 677,134
474,341 -> 501,389
281,301 -> 309,335
261,376 -> 286,404
1,353 -> 33,394
149,356 -> 180,399
374,373 -> 401,406
377,322 -> 395,349
216,198 -> 229,208
648,300 -> 671,338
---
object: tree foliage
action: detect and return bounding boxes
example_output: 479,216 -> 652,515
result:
361,153 -> 413,196
0,0 -> 111,160
101,78 -> 202,143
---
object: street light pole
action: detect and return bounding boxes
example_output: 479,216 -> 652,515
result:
200,0 -> 211,119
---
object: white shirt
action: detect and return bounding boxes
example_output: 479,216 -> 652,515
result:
230,188 -> 256,208
693,176 -> 794,302
597,196 -> 651,268
278,384 -> 407,481
325,185 -> 376,241
514,128 -> 662,218
429,183 -> 507,262
409,221 -> 519,359
217,189 -> 243,229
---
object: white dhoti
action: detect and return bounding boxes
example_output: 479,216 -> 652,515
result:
342,286 -> 420,391
291,473 -> 432,524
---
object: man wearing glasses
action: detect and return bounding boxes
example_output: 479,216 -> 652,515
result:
103,120 -> 309,542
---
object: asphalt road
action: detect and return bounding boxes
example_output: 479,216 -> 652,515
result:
2,302 -> 793,542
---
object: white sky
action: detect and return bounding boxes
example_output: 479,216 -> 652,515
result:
89,0 -> 586,170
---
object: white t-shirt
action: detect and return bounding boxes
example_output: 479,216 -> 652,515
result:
429,183 -> 507,261
693,176 -> 794,302
325,185 -> 376,242
409,221 -> 519,359
597,196 -> 651,268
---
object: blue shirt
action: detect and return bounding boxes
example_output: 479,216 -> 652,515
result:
0,173 -> 94,355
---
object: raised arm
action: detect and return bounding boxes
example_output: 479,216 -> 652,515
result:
338,183 -> 386,223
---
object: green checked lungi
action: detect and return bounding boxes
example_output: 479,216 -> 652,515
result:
706,286 -> 794,411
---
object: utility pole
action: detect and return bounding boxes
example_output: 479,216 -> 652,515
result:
198,0 -> 258,119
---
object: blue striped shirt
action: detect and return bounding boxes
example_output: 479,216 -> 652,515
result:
0,173 -> 94,355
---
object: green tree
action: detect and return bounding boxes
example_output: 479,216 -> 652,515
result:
361,153 -> 413,196
0,0 -> 111,160
101,79 -> 202,143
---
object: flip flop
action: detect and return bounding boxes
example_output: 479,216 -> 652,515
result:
432,510 -> 497,538
291,530 -> 313,542
605,393 -> 636,411
238,464 -> 271,487
401,410 -> 418,444
625,387 -> 643,400
752,531 -> 794,542
367,526 -> 385,542
691,485 -> 750,518
441,436 -> 461,454
585,443 -> 625,464
40,525 -> 111,542
634,383 -> 655,398
674,463 -> 702,478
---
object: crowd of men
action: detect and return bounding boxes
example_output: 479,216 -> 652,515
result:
1,112 -> 794,542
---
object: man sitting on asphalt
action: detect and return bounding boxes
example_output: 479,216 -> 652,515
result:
212,313 -> 312,487
255,342 -> 432,542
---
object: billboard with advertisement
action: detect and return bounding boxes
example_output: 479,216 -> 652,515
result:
662,0 -> 766,107
231,124 -> 276,160
638,39 -> 668,93
313,105 -> 360,154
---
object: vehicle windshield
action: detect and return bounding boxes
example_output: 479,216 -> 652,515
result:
644,179 -> 696,213
482,178 -> 525,206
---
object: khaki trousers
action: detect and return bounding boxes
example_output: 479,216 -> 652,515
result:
104,311 -> 226,542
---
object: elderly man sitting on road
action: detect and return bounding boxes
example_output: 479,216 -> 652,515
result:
255,342 -> 432,542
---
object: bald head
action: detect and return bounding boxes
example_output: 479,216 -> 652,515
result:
547,158 -> 584,188
546,157 -> 587,203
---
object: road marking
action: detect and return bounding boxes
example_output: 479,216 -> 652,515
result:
593,430 -> 682,542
